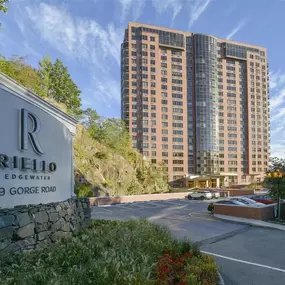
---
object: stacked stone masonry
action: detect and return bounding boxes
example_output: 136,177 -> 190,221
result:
0,198 -> 91,254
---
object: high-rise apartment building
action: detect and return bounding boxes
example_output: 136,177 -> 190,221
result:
121,22 -> 269,187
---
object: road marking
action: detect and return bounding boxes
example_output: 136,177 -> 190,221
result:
189,212 -> 216,221
201,251 -> 285,273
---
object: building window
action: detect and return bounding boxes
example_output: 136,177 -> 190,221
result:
173,167 -> 184,172
162,114 -> 168,119
150,36 -> 155,41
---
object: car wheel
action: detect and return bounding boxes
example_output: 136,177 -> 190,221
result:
188,196 -> 192,200
200,196 -> 205,200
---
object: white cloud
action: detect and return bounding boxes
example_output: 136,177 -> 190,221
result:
119,0 -> 133,22
26,3 -> 123,69
188,0 -> 212,30
92,75 -> 121,103
118,0 -> 211,28
152,0 -> 184,23
270,143 -> 285,158
119,0 -> 146,22
25,2 -> 123,104
269,70 -> 285,158
271,89 -> 285,110
226,18 -> 247,40
269,70 -> 285,90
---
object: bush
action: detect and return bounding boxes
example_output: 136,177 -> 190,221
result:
0,220 -> 219,285
207,203 -> 215,213
74,183 -> 93,197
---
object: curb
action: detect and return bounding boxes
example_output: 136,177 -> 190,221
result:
213,214 -> 285,232
218,272 -> 225,285
194,226 -> 250,247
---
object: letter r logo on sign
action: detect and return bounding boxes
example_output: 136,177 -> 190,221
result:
20,109 -> 44,155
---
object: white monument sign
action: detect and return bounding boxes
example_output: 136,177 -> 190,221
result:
0,73 -> 77,208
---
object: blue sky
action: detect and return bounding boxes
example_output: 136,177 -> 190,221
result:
1,0 -> 285,157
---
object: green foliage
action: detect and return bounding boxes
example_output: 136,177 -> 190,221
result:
38,55 -> 53,96
264,177 -> 285,200
0,0 -> 8,13
74,184 -> 93,198
244,183 -> 263,190
263,157 -> 285,200
269,157 -> 285,172
0,56 -> 45,97
0,55 -> 82,116
0,54 -> 169,197
0,0 -> 8,29
74,125 -> 170,197
49,58 -> 81,115
0,220 -> 218,285
185,255 -> 219,285
207,203 -> 214,213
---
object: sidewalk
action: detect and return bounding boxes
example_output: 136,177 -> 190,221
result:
214,214 -> 285,231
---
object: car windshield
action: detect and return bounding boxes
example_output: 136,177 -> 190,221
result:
241,198 -> 256,204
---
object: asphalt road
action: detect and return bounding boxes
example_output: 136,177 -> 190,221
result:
91,199 -> 285,285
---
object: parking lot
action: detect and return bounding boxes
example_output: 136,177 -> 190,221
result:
92,198 -> 285,285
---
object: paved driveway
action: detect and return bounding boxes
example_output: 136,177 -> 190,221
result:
91,199 -> 285,285
91,198 -> 247,242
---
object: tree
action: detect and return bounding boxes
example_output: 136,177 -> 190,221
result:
49,58 -> 81,115
0,0 -> 8,29
269,157 -> 285,172
38,55 -> 53,97
82,108 -> 100,129
0,56 -> 45,97
264,157 -> 285,201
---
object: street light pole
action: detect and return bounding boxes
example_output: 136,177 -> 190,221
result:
277,178 -> 281,220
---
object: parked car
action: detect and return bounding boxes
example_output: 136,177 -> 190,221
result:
250,194 -> 276,205
207,199 -> 246,213
208,190 -> 220,199
188,191 -> 212,200
229,197 -> 265,207
214,200 -> 245,206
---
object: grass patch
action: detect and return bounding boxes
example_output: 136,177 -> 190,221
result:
0,219 -> 219,285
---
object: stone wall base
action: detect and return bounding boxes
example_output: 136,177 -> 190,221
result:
0,198 -> 91,254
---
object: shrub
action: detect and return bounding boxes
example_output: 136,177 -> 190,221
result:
74,183 -> 93,197
0,220 -> 219,285
207,203 -> 214,213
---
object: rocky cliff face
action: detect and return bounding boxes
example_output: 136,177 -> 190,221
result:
74,126 -> 170,197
